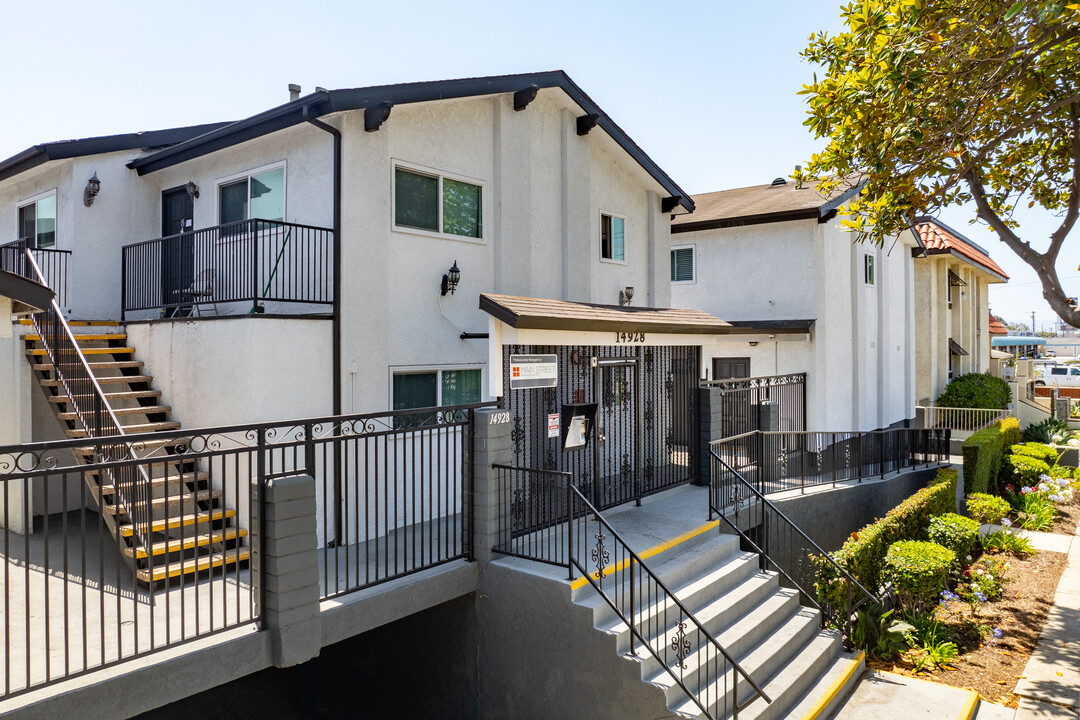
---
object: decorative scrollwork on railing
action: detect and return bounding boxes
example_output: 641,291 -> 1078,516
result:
620,454 -> 632,487
591,530 -> 610,583
670,621 -> 692,670
706,372 -> 807,392
511,416 -> 525,456
0,449 -> 64,474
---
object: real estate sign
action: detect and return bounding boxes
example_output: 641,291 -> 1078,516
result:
509,354 -> 557,390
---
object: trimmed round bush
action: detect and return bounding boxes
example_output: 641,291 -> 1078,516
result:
966,493 -> 1011,525
928,513 -> 981,559
883,541 -> 955,610
936,373 -> 1011,410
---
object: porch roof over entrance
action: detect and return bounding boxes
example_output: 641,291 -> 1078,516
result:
479,293 -> 731,334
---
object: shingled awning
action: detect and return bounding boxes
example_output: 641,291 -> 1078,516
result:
948,338 -> 969,357
479,293 -> 732,334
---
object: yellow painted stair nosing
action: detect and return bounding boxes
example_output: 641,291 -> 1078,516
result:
799,650 -> 865,720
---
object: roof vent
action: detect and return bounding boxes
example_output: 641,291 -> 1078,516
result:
288,83 -> 301,102
315,86 -> 328,93
771,177 -> 787,186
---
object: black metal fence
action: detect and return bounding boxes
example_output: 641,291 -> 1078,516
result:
0,402 -> 490,699
503,344 -> 700,513
120,219 -> 334,319
701,373 -> 806,438
708,451 -> 876,650
709,428 -> 951,500
492,466 -> 769,719
0,239 -> 70,309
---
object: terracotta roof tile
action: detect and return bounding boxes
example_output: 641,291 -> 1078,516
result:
989,315 -> 1008,335
916,220 -> 1009,281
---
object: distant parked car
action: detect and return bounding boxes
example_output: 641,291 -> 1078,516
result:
1046,349 -> 1057,357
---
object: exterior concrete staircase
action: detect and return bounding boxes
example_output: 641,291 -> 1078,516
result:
570,530 -> 862,720
22,319 -> 249,585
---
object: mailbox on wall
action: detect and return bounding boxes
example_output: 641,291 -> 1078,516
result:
559,403 -> 598,451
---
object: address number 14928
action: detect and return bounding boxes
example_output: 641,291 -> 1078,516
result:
614,332 -> 645,343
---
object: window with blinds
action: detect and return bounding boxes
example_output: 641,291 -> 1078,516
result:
670,246 -> 694,282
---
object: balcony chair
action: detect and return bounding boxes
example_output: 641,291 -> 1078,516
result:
174,269 -> 219,316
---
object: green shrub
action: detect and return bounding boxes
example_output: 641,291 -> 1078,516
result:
962,417 -> 1022,495
1007,454 -> 1054,485
1011,442 -> 1061,463
966,493 -> 1012,525
816,468 -> 957,608
936,373 -> 1012,409
928,513 -> 981,559
982,529 -> 1035,556
1015,491 -> 1057,530
850,601 -> 914,659
1022,418 -> 1072,444
883,541 -> 955,610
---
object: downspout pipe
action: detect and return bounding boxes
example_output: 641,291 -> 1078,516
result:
303,105 -> 342,418
304,105 -> 343,546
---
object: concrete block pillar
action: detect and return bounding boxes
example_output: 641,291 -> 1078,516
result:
697,387 -> 724,486
1054,397 -> 1071,420
471,408 -> 512,563
757,401 -> 779,432
260,474 -> 321,668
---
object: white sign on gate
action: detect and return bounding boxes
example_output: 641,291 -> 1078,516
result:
509,354 -> 558,390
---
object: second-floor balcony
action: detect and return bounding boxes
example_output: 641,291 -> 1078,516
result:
121,219 -> 334,321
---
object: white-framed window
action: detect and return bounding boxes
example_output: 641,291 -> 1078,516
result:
18,190 -> 56,248
393,162 -> 484,241
392,367 -> 483,411
864,253 -> 875,285
600,212 -> 626,262
671,245 -> 695,283
217,162 -> 286,229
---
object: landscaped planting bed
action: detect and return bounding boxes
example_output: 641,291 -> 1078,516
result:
840,432 -> 1079,708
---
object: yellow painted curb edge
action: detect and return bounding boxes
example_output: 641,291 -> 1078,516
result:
799,651 -> 865,720
569,519 -> 720,590
957,690 -> 979,720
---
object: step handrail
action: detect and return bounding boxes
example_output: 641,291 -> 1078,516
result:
567,480 -> 771,718
708,449 -> 877,649
21,249 -> 153,552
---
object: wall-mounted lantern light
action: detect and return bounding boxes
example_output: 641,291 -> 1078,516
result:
619,286 -> 634,306
185,181 -> 200,200
83,172 -> 101,207
441,260 -> 461,296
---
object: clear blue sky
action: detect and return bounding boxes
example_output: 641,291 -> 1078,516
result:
1,0 -> 1074,331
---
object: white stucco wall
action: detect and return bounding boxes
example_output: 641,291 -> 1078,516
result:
913,255 -> 999,403
672,215 -> 917,432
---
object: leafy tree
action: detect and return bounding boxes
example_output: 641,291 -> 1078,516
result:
801,1 -> 1080,325
1006,321 -> 1031,333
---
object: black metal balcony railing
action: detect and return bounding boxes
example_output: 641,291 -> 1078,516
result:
0,239 -> 70,308
120,219 -> 334,319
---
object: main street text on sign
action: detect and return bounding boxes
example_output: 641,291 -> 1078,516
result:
509,354 -> 558,390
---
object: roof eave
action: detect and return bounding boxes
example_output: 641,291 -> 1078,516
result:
671,208 -> 821,234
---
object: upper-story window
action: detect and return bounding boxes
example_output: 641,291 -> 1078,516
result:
394,165 -> 483,240
219,165 -> 285,227
601,213 -> 625,262
864,253 -> 875,285
671,245 -> 695,283
18,191 -> 56,248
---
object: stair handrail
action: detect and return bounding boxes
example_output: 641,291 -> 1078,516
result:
708,449 -> 877,649
21,248 -> 153,552
568,481 -> 771,719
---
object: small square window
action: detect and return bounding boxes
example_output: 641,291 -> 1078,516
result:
394,166 -> 483,239
864,254 -> 875,285
671,246 -> 694,282
601,213 -> 625,261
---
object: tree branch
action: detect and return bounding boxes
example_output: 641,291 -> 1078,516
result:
1047,102 -> 1080,260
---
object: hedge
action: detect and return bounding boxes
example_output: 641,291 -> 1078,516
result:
883,541 -> 955,609
815,467 -> 957,607
927,513 -> 981,559
962,417 -> 1022,495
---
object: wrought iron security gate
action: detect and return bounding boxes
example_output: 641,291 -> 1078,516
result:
503,345 -> 699,514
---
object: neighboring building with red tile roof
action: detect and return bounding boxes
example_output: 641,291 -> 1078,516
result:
989,315 -> 1008,336
912,218 -> 1009,403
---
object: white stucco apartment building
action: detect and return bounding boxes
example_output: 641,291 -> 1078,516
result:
669,178 -> 920,432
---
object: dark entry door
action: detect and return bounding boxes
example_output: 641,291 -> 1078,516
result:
593,358 -> 640,509
714,356 -> 752,438
161,187 -> 195,317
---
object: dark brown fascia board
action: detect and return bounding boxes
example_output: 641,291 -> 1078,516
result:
479,295 -> 729,334
0,270 -> 53,314
671,207 -> 822,233
721,319 -> 816,334
913,247 -> 1009,283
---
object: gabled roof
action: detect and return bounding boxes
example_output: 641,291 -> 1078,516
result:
989,315 -> 1008,336
480,293 -> 730,334
0,123 -> 233,183
670,179 -> 862,233
914,217 -> 1009,282
125,71 -> 694,213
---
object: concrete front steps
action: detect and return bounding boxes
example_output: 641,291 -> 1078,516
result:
21,319 -> 249,585
570,530 -> 862,720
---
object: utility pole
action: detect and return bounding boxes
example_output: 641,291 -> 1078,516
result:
1031,311 -> 1037,335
